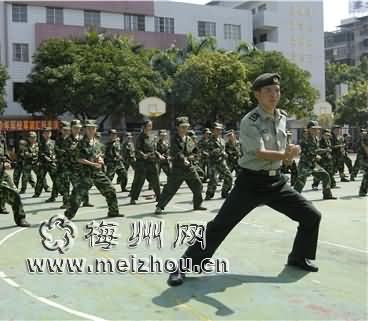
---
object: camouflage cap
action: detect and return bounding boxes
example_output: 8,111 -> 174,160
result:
203,128 -> 211,134
212,122 -> 224,130
159,129 -> 168,136
307,121 -> 321,129
29,131 -> 37,138
109,129 -> 117,135
96,132 -> 102,138
84,119 -> 97,128
187,130 -> 196,137
176,116 -> 190,127
126,132 -> 132,137
42,127 -> 52,132
252,73 -> 281,91
71,119 -> 82,128
60,121 -> 70,129
225,129 -> 234,136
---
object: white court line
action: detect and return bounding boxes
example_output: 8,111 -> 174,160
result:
0,228 -> 107,321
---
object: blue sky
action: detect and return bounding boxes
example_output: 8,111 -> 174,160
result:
171,0 -> 352,31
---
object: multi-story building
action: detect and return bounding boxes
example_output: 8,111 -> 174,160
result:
0,0 -> 326,128
325,15 -> 368,66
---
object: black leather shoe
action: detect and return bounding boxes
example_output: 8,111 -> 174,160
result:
287,257 -> 319,272
82,203 -> 94,207
45,197 -> 56,203
341,177 -> 349,182
194,206 -> 207,211
205,195 -> 213,201
16,218 -> 31,227
108,212 -> 125,218
167,271 -> 186,286
130,200 -> 136,205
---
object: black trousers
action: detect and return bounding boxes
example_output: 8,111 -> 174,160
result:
183,169 -> 322,266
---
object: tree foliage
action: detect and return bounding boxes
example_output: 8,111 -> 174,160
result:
0,64 -> 9,113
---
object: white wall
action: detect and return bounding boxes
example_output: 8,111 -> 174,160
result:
154,1 -> 253,50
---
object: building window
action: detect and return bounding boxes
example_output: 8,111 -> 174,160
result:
12,4 -> 27,23
258,3 -> 267,12
260,33 -> 268,42
46,7 -> 63,24
124,14 -> 145,32
13,82 -> 26,102
154,17 -> 175,33
198,21 -> 216,37
84,10 -> 100,27
224,24 -> 241,40
13,44 -> 29,62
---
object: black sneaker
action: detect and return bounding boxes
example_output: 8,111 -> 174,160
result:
194,206 -> 207,211
287,257 -> 319,272
167,271 -> 186,286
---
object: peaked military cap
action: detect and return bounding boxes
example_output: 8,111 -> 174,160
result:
252,73 -> 281,91
176,116 -> 190,127
71,119 -> 82,128
84,119 -> 97,128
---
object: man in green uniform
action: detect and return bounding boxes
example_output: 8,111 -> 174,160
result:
122,132 -> 136,171
198,128 -> 211,183
331,125 -> 349,182
155,117 -> 206,214
311,129 -> 336,189
358,132 -> 368,196
64,120 -> 123,220
20,131 -> 40,194
13,139 -> 33,189
0,133 -> 13,214
225,129 -> 241,177
205,122 -> 233,200
156,129 -> 171,178
293,121 -> 336,200
130,120 -> 161,205
0,154 -> 30,227
55,121 -> 71,208
105,129 -> 128,192
33,127 -> 58,202
351,129 -> 366,181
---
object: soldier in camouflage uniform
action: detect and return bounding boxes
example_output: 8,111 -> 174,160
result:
198,128 -> 211,183
155,117 -> 206,214
187,130 -> 205,181
0,134 -> 13,214
225,129 -> 241,177
13,139 -> 34,189
105,129 -> 128,192
205,122 -> 233,200
331,125 -> 349,182
281,130 -> 298,186
312,129 -> 336,189
358,132 -> 368,196
20,132 -> 40,194
64,120 -> 123,220
342,133 -> 353,178
351,129 -> 366,181
33,128 -> 58,202
130,120 -> 161,205
55,121 -> 71,208
293,121 -> 336,200
122,132 -> 136,171
65,120 -> 93,207
0,154 -> 30,227
156,129 -> 171,178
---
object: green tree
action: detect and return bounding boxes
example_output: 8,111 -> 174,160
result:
172,51 -> 251,123
335,80 -> 368,127
0,64 -> 9,113
19,32 -> 162,120
241,50 -> 318,118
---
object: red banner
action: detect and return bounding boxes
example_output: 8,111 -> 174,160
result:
0,119 -> 60,131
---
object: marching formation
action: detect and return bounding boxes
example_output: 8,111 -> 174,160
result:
0,113 -> 367,229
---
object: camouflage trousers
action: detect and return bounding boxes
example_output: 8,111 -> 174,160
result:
13,161 -> 30,188
106,162 -> 128,191
21,163 -> 42,192
227,158 -> 241,177
124,158 -> 136,171
294,163 -> 331,193
351,154 -> 361,178
35,162 -> 58,198
0,172 -> 16,211
343,152 -> 353,174
65,169 -> 119,218
333,154 -> 347,179
69,169 -> 90,205
159,160 -> 171,178
157,166 -> 203,210
0,182 -> 26,224
313,159 -> 336,188
54,165 -> 71,205
130,161 -> 160,201
206,160 -> 233,197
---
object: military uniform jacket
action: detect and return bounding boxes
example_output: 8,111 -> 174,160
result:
170,134 -> 198,169
198,138 -> 210,159
157,140 -> 170,163
66,135 -> 82,171
319,137 -> 333,161
105,139 -> 123,165
331,135 -> 345,156
207,136 -> 227,164
135,133 -> 157,163
77,137 -> 104,175
226,140 -> 241,159
55,135 -> 70,166
22,142 -> 39,166
122,141 -> 135,160
299,134 -> 321,169
39,139 -> 57,166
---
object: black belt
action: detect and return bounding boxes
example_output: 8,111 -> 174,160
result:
241,168 -> 281,177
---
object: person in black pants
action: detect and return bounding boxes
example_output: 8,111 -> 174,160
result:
167,73 -> 322,286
